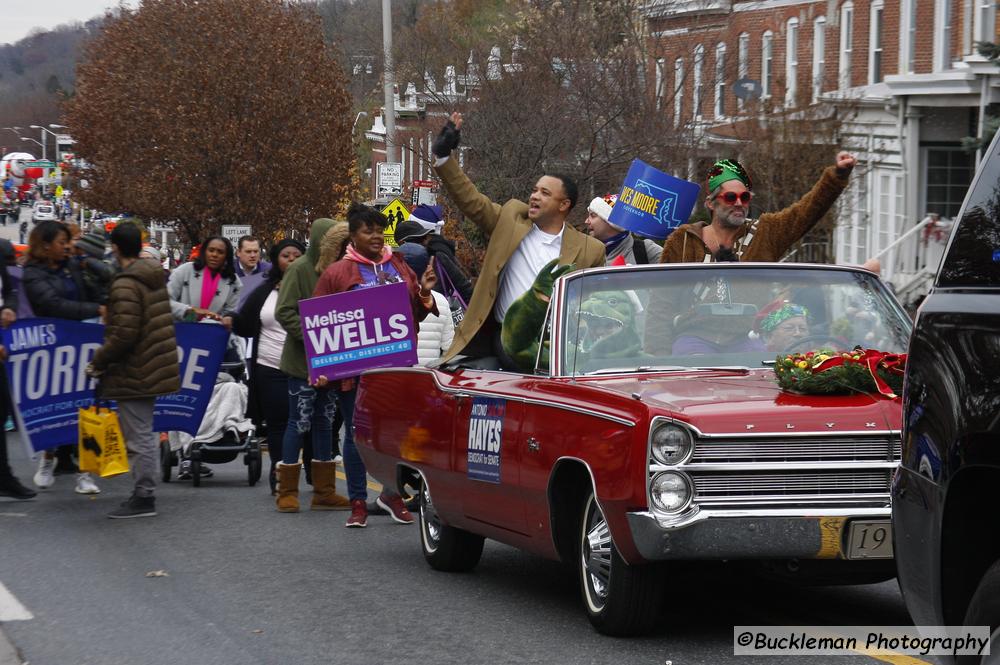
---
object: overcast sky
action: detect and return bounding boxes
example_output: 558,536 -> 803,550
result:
1,1 -> 139,46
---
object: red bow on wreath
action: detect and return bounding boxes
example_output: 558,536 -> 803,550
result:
812,348 -> 907,399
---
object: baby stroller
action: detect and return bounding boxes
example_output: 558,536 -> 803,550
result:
160,353 -> 262,487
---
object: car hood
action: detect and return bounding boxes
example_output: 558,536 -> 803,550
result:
579,369 -> 901,434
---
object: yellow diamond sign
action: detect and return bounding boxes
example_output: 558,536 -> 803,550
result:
380,198 -> 410,247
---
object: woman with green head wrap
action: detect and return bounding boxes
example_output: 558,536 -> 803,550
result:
755,301 -> 811,352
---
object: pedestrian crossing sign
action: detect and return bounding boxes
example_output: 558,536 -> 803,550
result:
380,198 -> 409,248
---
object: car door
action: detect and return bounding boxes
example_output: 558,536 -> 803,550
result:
442,369 -> 529,536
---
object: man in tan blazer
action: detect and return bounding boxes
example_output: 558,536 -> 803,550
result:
432,113 -> 606,365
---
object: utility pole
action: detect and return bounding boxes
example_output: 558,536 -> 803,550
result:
382,0 -> 398,164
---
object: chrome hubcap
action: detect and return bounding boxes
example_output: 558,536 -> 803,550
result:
420,484 -> 441,545
583,499 -> 612,604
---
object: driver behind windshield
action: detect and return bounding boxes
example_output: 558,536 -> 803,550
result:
754,301 -> 811,352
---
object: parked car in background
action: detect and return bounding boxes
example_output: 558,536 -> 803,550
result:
893,132 -> 1000,664
355,262 -> 911,636
31,202 -> 57,223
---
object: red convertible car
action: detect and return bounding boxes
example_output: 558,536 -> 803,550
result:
354,263 -> 910,635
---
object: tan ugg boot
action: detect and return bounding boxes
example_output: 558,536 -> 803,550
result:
276,462 -> 301,513
310,460 -> 351,511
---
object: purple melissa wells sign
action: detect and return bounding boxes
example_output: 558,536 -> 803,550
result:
299,280 -> 418,383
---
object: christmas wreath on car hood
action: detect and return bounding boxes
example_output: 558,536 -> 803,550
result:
773,347 -> 906,399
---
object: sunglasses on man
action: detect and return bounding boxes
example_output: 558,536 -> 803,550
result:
715,191 -> 753,205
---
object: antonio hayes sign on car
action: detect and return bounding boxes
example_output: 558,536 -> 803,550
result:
299,281 -> 419,383
468,397 -> 504,484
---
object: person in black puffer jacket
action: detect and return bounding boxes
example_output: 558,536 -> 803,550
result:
0,238 -> 34,501
22,221 -> 105,496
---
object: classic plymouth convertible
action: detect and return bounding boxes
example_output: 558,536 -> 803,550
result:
354,263 -> 911,635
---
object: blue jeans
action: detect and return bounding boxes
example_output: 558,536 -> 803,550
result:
334,388 -> 367,501
281,377 -> 336,464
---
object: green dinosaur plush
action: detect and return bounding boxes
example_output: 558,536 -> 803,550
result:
577,291 -> 641,358
501,259 -> 575,371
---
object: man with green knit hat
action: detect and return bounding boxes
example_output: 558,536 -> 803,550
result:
659,151 -> 856,263
274,217 -> 351,514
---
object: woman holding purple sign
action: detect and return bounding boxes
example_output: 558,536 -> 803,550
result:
313,203 -> 438,528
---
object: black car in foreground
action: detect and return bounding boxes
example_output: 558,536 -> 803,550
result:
893,132 -> 1000,664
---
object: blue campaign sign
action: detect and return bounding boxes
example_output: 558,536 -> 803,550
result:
2,319 -> 226,454
607,159 -> 701,239
466,397 -> 504,483
3,319 -> 104,454
152,323 -> 228,434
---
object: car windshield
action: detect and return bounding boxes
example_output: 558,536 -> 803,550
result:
557,265 -> 912,376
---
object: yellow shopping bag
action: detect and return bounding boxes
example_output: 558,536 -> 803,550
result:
78,405 -> 130,478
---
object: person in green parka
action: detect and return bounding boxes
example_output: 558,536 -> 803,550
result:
274,218 -> 351,514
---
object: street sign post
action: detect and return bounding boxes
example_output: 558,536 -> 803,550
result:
379,198 -> 409,247
221,224 -> 252,246
377,162 -> 403,199
411,179 -> 437,207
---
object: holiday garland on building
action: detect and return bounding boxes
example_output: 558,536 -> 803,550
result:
773,347 -> 906,398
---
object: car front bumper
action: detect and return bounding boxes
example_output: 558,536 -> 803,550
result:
626,508 -> 892,561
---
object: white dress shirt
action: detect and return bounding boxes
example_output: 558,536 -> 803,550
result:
494,223 -> 564,322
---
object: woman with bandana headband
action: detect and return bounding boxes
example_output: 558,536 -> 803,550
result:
756,301 -> 811,352
658,152 -> 856,264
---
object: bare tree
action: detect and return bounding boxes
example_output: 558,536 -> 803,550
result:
64,0 -> 355,243
391,1 -> 688,215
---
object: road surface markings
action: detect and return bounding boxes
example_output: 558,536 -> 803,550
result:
0,581 -> 33,621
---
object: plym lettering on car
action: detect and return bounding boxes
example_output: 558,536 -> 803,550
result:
467,397 -> 505,484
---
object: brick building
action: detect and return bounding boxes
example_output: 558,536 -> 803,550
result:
644,0 -> 1000,302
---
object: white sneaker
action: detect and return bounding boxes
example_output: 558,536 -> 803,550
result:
75,473 -> 100,495
33,456 -> 55,489
333,454 -> 343,464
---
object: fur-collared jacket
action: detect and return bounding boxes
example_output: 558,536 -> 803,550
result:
659,165 -> 851,263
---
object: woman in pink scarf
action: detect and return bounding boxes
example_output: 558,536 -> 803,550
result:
166,236 -> 242,479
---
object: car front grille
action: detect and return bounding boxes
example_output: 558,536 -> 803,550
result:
689,436 -> 900,464
683,434 -> 900,511
691,470 -> 893,507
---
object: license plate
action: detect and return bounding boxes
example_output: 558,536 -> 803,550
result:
846,520 -> 893,559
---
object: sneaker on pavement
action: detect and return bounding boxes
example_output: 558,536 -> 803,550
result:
107,495 -> 156,519
33,456 -> 55,489
177,461 -> 213,481
345,499 -> 368,528
333,454 -> 343,464
0,475 -> 36,501
376,493 -> 415,524
75,472 -> 100,495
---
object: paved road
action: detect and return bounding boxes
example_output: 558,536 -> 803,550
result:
0,434 -> 925,665
0,206 -> 26,244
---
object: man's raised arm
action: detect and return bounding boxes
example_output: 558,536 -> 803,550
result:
432,113 -> 502,235
758,151 -> 856,257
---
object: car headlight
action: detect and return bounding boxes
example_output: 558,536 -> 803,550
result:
650,422 -> 693,465
649,471 -> 692,513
